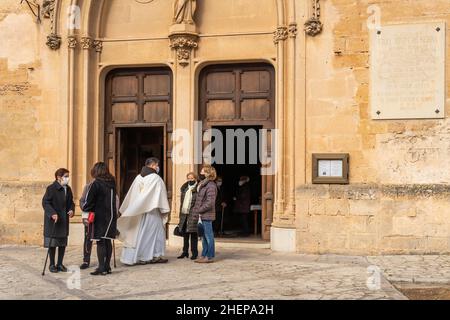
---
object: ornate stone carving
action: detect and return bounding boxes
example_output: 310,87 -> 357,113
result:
288,23 -> 298,38
42,0 -> 55,19
93,40 -> 103,53
67,35 -> 77,49
273,26 -> 288,44
46,33 -> 61,50
305,0 -> 323,36
81,37 -> 94,50
173,0 -> 197,25
169,34 -> 199,66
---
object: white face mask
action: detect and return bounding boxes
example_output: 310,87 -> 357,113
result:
238,181 -> 245,186
217,181 -> 222,187
61,177 -> 70,186
156,167 -> 160,174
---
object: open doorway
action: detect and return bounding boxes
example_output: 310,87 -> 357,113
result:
116,126 -> 165,202
211,126 -> 263,239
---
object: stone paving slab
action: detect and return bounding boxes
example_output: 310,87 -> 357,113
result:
0,245 -> 410,300
368,255 -> 450,284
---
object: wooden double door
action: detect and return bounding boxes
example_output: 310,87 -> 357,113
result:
104,68 -> 173,202
199,63 -> 275,240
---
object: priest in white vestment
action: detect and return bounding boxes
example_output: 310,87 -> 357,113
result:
118,158 -> 171,265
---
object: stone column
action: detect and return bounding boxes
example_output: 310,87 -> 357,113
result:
167,23 -> 199,247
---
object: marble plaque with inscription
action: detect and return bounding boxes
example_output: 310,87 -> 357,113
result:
370,22 -> 445,119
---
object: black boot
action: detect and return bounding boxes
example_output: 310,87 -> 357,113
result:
90,269 -> 107,276
177,253 -> 189,259
49,265 -> 58,273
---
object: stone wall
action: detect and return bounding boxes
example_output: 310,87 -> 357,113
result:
298,0 -> 450,254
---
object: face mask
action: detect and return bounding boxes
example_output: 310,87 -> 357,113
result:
188,180 -> 196,186
199,174 -> 206,181
155,167 -> 160,174
217,181 -> 222,187
61,177 -> 70,186
239,181 -> 245,186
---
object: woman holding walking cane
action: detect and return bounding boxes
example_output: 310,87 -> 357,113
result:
42,168 -> 75,273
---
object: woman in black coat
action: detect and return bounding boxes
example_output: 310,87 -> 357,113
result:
82,162 -> 118,276
177,172 -> 199,260
42,168 -> 75,273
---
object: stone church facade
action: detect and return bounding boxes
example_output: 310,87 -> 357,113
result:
0,0 -> 449,255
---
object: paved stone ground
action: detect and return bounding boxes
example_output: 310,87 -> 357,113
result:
1,244 -> 447,300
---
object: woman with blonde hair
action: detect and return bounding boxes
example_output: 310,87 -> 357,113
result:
191,165 -> 218,263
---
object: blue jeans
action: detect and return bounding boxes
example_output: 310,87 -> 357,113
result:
201,221 -> 215,259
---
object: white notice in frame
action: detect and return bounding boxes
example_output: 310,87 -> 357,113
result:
370,22 -> 446,119
318,160 -> 330,177
330,160 -> 343,177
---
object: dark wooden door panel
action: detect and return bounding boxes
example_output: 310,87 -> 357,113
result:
105,68 -> 173,205
199,63 -> 275,240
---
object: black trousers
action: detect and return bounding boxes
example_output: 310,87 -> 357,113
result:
238,213 -> 250,235
96,239 -> 112,272
83,225 -> 93,264
182,233 -> 198,257
49,246 -> 66,267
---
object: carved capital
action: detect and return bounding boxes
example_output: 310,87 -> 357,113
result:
67,35 -> 78,49
81,37 -> 94,50
93,40 -> 103,53
169,33 -> 199,67
46,33 -> 61,50
288,23 -> 298,38
273,26 -> 288,44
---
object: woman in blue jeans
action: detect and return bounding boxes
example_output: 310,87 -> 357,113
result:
191,165 -> 217,263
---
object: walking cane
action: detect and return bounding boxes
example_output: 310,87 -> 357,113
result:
220,206 -> 225,235
42,220 -> 57,276
113,240 -> 117,268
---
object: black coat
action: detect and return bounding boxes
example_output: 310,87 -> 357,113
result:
233,182 -> 251,213
82,178 -> 118,240
178,182 -> 198,234
42,181 -> 75,238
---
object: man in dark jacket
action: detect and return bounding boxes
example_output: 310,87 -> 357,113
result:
42,168 -> 75,273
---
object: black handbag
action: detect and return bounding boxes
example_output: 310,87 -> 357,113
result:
197,222 -> 205,238
173,226 -> 184,237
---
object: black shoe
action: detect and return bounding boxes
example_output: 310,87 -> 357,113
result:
90,269 -> 107,276
106,268 -> 112,274
57,265 -> 68,272
190,255 -> 198,260
80,262 -> 90,270
177,253 -> 189,259
49,265 -> 58,273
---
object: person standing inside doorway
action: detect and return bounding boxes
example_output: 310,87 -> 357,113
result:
213,176 -> 227,235
192,165 -> 218,263
177,172 -> 199,260
233,176 -> 251,236
42,168 -> 75,273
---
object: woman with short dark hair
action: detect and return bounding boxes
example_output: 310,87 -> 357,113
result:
42,168 -> 75,273
82,162 -> 118,276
